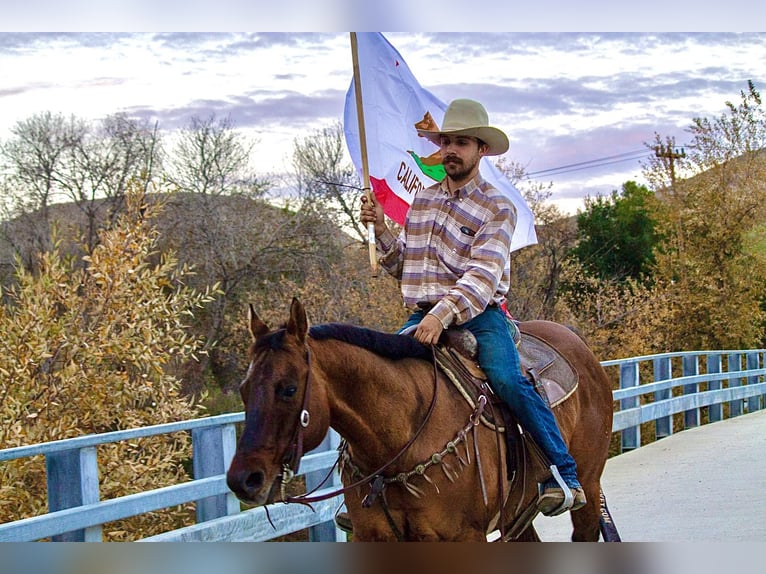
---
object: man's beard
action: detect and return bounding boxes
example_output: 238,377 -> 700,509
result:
443,155 -> 478,181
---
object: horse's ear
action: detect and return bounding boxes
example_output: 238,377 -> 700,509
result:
286,297 -> 309,343
248,303 -> 270,341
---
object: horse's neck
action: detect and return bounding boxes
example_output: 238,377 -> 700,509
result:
310,339 -> 433,465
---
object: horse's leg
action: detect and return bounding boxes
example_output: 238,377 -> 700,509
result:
349,510 -> 402,542
511,524 -> 541,542
568,411 -> 611,542
568,482 -> 603,541
406,511 -> 487,541
352,528 -> 400,542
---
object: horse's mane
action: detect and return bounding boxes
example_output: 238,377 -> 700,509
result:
309,323 -> 431,361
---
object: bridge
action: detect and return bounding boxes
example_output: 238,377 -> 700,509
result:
534,408 -> 766,542
1,347 -> 765,542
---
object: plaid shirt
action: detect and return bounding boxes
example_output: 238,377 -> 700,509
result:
377,174 -> 516,328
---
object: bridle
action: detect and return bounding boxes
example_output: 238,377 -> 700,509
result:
278,345 -> 442,507
271,342 -> 498,541
276,348 -> 313,500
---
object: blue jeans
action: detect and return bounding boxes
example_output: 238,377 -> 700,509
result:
400,306 -> 581,488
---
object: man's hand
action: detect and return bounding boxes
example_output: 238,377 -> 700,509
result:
360,194 -> 387,238
414,314 -> 444,346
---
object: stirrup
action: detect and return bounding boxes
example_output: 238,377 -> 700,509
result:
537,465 -> 574,517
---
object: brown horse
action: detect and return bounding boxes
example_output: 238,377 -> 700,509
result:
226,298 -> 615,541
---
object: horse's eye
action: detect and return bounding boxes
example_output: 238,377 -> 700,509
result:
277,384 -> 298,400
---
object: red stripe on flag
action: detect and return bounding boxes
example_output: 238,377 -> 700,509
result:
371,176 -> 410,226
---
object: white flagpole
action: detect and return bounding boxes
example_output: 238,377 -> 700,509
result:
349,32 -> 379,277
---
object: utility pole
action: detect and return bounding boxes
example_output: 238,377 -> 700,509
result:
655,139 -> 687,288
654,141 -> 686,185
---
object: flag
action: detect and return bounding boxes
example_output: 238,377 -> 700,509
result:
343,32 -> 537,252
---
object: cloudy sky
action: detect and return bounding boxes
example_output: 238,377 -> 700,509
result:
2,3 -> 765,213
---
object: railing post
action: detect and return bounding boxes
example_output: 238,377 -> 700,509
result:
306,430 -> 345,542
727,353 -> 743,418
746,352 -> 761,413
46,447 -> 101,541
620,361 -> 640,452
761,351 -> 766,411
682,354 -> 699,429
707,354 -> 723,423
654,356 -> 673,439
192,424 -> 239,522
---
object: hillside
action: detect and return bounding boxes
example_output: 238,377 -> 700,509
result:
0,192 -> 406,408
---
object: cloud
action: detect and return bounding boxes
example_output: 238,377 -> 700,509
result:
0,85 -> 42,97
126,87 -> 347,133
150,32 -> 333,57
1,31 -> 764,215
0,32 -> 132,53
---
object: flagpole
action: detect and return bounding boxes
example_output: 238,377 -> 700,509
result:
349,32 -> 379,277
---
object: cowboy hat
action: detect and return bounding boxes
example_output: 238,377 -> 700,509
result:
417,99 -> 509,156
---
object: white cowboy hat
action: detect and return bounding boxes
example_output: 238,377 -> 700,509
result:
417,99 -> 509,156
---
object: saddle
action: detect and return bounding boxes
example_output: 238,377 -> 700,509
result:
431,321 -> 579,480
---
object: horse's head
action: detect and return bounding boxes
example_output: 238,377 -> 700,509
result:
226,297 -> 322,506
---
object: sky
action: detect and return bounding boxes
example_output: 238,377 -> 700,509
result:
2,2 -> 765,214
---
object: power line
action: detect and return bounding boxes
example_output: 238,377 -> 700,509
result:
525,148 -> 651,178
530,153 -> 653,177
526,149 -> 649,177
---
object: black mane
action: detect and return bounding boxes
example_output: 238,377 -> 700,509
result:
309,323 -> 431,361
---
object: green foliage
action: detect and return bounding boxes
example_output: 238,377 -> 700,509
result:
0,183 -> 218,539
570,181 -> 661,283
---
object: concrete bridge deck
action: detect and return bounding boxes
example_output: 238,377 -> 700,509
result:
533,410 -> 766,542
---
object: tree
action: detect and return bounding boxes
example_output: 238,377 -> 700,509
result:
0,112 -> 164,261
570,181 -> 661,284
561,84 -> 766,357
166,113 -> 264,197
496,158 -> 578,321
0,112 -> 87,266
555,261 -> 675,361
158,190 -> 345,391
291,121 -> 367,243
63,113 -> 164,250
159,113 -> 272,390
84,113 -> 164,220
640,81 -> 766,350
0,184 -> 218,540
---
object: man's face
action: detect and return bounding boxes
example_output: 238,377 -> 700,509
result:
438,135 -> 486,181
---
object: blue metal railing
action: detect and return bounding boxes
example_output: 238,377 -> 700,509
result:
1,348 -> 764,542
602,349 -> 766,452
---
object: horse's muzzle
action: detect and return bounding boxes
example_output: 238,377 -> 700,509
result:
226,466 -> 268,505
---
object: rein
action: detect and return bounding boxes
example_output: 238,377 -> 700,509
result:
283,346 -> 442,507
270,340 -> 505,541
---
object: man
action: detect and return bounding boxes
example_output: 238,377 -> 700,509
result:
359,98 -> 585,518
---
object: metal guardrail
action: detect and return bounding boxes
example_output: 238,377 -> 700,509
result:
1,348 -> 764,542
603,349 -> 766,452
0,414 -> 345,543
